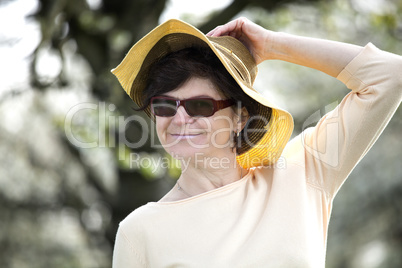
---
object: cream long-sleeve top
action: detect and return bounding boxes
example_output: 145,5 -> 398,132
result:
112,43 -> 402,268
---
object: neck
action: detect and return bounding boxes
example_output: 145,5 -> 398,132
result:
177,151 -> 247,196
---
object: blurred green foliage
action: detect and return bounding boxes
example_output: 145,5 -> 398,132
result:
0,0 -> 400,267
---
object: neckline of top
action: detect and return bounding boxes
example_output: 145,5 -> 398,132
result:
149,168 -> 253,206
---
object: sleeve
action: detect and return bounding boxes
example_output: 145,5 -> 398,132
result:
302,43 -> 402,197
112,225 -> 146,268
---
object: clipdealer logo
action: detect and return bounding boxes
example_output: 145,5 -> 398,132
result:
64,101 -> 341,168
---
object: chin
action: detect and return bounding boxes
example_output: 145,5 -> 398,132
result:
165,143 -> 209,160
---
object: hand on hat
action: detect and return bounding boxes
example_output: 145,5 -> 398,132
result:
207,17 -> 273,65
208,17 -> 363,77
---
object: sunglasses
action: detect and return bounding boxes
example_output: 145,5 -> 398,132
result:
150,96 -> 234,117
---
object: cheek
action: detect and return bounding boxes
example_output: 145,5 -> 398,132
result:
211,126 -> 231,146
155,118 -> 169,143
209,114 -> 236,146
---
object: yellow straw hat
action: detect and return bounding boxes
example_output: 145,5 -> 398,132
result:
111,19 -> 294,168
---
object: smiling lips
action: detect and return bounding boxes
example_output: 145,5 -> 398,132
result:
170,133 -> 203,139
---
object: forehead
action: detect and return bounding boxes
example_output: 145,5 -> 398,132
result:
163,77 -> 225,99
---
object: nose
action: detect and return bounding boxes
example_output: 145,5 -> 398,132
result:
172,105 -> 194,125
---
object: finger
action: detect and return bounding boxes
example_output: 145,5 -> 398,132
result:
206,20 -> 240,37
206,26 -> 229,37
229,31 -> 238,38
206,27 -> 219,36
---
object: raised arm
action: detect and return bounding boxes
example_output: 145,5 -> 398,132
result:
207,17 -> 363,77
209,17 -> 402,196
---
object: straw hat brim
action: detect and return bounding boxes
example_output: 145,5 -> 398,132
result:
111,19 -> 294,168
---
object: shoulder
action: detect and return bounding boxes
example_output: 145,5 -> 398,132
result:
118,203 -> 161,237
250,134 -> 308,181
281,133 -> 307,167
120,203 -> 157,225
114,205 -> 156,266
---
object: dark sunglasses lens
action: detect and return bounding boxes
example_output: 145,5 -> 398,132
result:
185,99 -> 215,117
151,98 -> 177,116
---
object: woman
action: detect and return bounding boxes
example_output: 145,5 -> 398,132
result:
111,18 -> 401,267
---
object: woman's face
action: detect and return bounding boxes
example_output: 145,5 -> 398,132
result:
155,77 -> 239,161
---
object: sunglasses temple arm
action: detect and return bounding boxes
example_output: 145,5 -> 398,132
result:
218,99 -> 235,109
